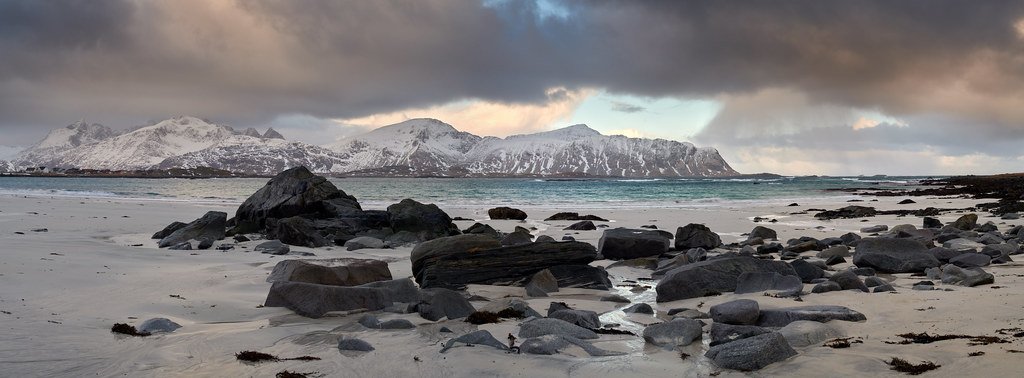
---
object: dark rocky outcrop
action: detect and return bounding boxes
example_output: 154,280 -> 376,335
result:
564,220 -> 597,231
266,258 -> 392,286
152,221 -> 187,239
264,278 -> 419,318
415,288 -> 475,321
488,207 -> 527,220
598,228 -> 671,260
705,332 -> 796,371
387,199 -> 459,241
642,318 -> 704,347
656,256 -> 798,302
675,223 -> 722,249
411,235 -> 598,289
232,166 -> 358,234
157,211 -> 227,248
853,238 -> 940,273
544,212 -> 608,221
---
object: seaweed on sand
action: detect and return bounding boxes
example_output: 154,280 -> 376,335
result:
887,357 -> 941,375
111,323 -> 151,337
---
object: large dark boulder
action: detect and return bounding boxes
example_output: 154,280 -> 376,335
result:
488,207 -> 528,220
266,258 -> 392,286
853,238 -> 940,273
655,256 -> 798,302
565,220 -> 597,231
705,332 -> 797,371
158,211 -> 227,248
545,212 -> 608,221
264,278 -> 418,318
411,235 -> 598,289
748,226 -> 778,241
269,216 -> 330,247
233,166 -> 358,233
387,199 -> 458,242
546,265 -> 612,290
152,221 -> 187,239
734,272 -> 802,296
643,318 -> 704,347
675,223 -> 722,249
415,288 -> 475,321
598,228 -> 671,260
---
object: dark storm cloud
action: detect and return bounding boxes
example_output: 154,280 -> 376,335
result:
1,0 -> 1024,146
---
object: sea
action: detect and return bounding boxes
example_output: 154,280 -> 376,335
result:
0,176 -> 933,210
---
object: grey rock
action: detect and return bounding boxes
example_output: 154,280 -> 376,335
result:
479,298 -> 543,318
378,319 -> 416,329
642,318 -> 704,347
675,223 -> 722,250
941,265 -> 994,287
951,213 -> 978,230
790,259 -> 825,283
600,294 -> 630,303
519,318 -> 598,340
756,305 -> 867,327
520,335 -> 623,356
358,314 -> 381,328
463,222 -> 500,238
549,309 -> 601,329
137,318 -> 181,334
416,288 -> 475,321
672,309 -> 710,319
863,276 -> 888,287
266,282 -> 387,318
255,240 -> 288,255
607,257 -> 660,270
656,256 -> 798,302
811,281 -> 842,293
440,330 -> 508,353
387,199 -> 458,242
158,211 -> 226,248
524,269 -> 559,297
267,258 -> 392,286
168,241 -> 192,250
778,320 -> 844,348
873,284 -> 896,293
749,226 -> 778,241
618,301 -> 651,313
488,206 -> 527,220
345,236 -> 385,251
709,322 -> 771,346
923,217 -> 942,228
860,225 -> 888,233
564,220 -> 597,231
598,228 -> 671,260
500,231 -> 534,246
152,221 -> 187,239
735,272 -> 803,296
710,299 -> 760,325
269,216 -> 330,247
853,238 -> 940,273
943,238 -> 984,251
233,166 -> 359,234
949,253 -> 991,268
705,332 -> 797,371
337,338 -> 374,352
545,264 -> 612,290
828,270 -> 869,292
930,247 -> 966,263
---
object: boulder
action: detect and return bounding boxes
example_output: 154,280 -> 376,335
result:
863,276 -> 888,287
756,305 -> 867,327
828,269 -> 869,292
548,309 -> 601,329
642,318 -> 704,347
267,258 -> 392,286
488,207 -> 527,220
411,235 -> 598,289
416,288 -> 475,321
463,223 -> 500,239
520,335 -> 622,356
749,226 -> 778,241
440,330 -> 508,353
675,223 -> 722,249
264,279 -> 419,318
598,228 -> 671,260
519,318 -> 598,340
929,247 -> 965,263
943,238 -> 984,251
545,212 -> 608,221
157,211 -> 227,248
564,221 -> 597,231
500,231 -> 534,246
709,323 -> 771,346
860,225 -> 888,233
811,281 -> 842,294
949,253 -> 991,268
790,259 -> 825,283
853,238 -> 940,273
951,213 -> 978,230
152,222 -> 187,239
137,318 -> 181,334
778,320 -> 844,348
337,338 -> 375,352
817,245 -> 851,258
710,299 -> 760,325
479,298 -> 543,318
387,199 -> 458,242
546,265 -> 612,290
923,217 -> 942,229
254,240 -> 290,255
344,236 -> 385,251
941,265 -> 994,287
734,272 -> 803,296
607,257 -> 660,270
168,242 -> 192,250
233,166 -> 359,233
524,269 -> 559,297
269,216 -> 330,247
656,256 -> 798,302
623,303 -> 654,314
705,332 -> 797,371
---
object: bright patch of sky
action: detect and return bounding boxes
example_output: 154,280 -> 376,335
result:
564,91 -> 721,143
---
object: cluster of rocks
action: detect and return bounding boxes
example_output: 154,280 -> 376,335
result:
153,166 -> 460,250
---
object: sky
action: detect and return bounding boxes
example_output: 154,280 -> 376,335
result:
1,0 -> 1023,175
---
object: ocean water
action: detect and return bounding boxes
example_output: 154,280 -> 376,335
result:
0,176 -> 930,209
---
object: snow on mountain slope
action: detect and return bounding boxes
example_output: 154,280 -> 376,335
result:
13,120 -> 119,168
0,160 -> 13,173
328,118 -> 481,172
464,124 -> 737,177
51,116 -> 239,170
157,136 -> 346,175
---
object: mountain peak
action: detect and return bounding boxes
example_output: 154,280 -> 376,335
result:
263,128 -> 285,139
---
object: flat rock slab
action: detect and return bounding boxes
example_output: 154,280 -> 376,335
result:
656,256 -> 798,302
853,238 -> 940,273
705,332 -> 797,371
756,305 -> 867,327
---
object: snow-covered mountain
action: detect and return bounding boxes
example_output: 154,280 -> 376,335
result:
328,119 -> 737,177
12,120 -> 120,168
16,116 -> 737,177
0,160 -> 13,173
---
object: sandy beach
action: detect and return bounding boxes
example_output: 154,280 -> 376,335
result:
1,191 -> 1022,378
